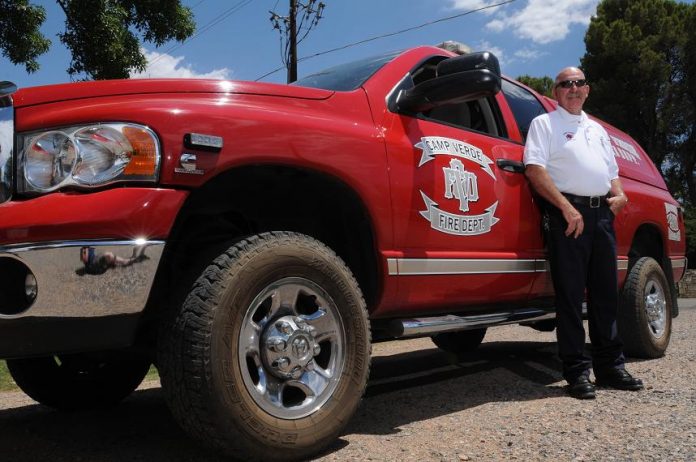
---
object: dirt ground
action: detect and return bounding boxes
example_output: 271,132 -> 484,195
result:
1,301 -> 694,462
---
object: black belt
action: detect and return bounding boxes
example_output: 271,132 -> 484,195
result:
562,192 -> 609,208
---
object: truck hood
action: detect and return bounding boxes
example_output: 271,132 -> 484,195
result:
12,79 -> 334,108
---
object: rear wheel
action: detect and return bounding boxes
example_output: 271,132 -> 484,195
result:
158,232 -> 371,461
431,328 -> 487,354
619,257 -> 672,358
7,351 -> 150,410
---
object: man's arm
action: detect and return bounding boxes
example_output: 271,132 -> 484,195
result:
525,164 -> 584,238
607,178 -> 628,215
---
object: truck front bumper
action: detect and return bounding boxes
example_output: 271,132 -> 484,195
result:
0,188 -> 188,358
0,239 -> 164,318
0,240 -> 164,358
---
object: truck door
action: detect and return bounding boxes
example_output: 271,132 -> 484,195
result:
381,88 -> 546,315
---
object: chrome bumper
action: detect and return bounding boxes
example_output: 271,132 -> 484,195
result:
0,82 -> 15,204
0,240 -> 164,319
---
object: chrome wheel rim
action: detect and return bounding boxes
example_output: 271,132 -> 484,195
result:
238,277 -> 345,419
644,277 -> 667,339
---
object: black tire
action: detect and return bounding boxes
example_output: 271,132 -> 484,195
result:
6,351 -> 151,410
431,328 -> 487,354
158,232 -> 371,461
619,257 -> 672,358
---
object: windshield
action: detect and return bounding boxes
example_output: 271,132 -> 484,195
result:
293,51 -> 401,91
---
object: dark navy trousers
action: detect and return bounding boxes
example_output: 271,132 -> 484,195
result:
547,204 -> 625,382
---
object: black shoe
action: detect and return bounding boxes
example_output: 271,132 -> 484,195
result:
595,369 -> 644,391
568,376 -> 596,399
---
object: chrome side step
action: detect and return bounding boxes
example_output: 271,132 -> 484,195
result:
376,308 -> 556,340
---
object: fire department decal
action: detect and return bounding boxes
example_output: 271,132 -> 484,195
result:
415,136 -> 495,179
610,135 -> 641,165
665,203 -> 681,242
415,137 -> 499,236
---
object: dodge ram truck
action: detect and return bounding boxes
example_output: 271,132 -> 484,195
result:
0,46 -> 686,461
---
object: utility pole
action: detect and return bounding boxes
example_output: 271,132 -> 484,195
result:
270,0 -> 325,83
288,0 -> 298,83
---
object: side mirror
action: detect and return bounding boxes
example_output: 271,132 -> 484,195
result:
395,69 -> 501,113
437,51 -> 500,77
395,51 -> 502,113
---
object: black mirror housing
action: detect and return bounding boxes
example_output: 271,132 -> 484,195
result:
396,68 -> 501,113
436,51 -> 500,78
394,51 -> 502,113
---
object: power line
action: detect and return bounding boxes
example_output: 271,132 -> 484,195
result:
149,0 -> 254,66
270,0 -> 325,82
255,0 -> 516,81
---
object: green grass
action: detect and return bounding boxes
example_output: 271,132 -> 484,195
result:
144,365 -> 160,382
0,361 -> 160,393
0,360 -> 16,391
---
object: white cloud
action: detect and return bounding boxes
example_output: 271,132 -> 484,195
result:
474,40 -> 505,65
514,47 -> 547,60
449,0 -> 504,15
452,0 -> 599,45
130,49 -> 231,80
497,0 -> 598,44
486,18 -> 505,32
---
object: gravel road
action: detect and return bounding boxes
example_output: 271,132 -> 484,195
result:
1,301 -> 694,462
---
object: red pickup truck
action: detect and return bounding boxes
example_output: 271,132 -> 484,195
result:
0,45 -> 686,460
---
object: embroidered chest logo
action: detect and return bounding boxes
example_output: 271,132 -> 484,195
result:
415,136 -> 499,236
564,132 -> 575,141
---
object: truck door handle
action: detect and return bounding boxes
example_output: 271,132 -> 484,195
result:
496,159 -> 526,174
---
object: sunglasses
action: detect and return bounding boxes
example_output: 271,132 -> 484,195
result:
556,79 -> 588,89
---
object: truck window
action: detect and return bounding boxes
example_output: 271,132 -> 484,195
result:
293,51 -> 400,91
422,98 -> 503,138
400,55 -> 506,138
501,79 -> 546,142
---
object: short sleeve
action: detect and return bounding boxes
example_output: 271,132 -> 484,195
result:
523,115 -> 550,168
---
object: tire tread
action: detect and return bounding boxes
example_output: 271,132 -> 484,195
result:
158,231 -> 371,460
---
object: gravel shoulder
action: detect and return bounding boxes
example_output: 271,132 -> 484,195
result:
1,301 -> 695,462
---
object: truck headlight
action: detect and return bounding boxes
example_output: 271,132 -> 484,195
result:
18,123 -> 159,193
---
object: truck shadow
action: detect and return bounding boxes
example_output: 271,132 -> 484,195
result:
0,339 -> 623,462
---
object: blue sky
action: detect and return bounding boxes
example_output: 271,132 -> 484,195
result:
1,0 -> 691,88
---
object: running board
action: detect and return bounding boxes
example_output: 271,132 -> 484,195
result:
376,308 -> 557,340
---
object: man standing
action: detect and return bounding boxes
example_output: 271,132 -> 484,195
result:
524,67 -> 644,399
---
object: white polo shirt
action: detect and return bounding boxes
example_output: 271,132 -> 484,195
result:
524,106 -> 618,197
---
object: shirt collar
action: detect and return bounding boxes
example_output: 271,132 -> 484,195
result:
556,105 -> 587,124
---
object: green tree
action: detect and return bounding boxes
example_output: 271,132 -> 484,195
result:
671,6 -> 696,206
516,74 -> 554,97
0,0 -> 51,73
0,0 -> 195,80
581,0 -> 696,265
581,0 -> 689,172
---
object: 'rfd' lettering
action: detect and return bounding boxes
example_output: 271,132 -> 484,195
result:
443,158 -> 479,212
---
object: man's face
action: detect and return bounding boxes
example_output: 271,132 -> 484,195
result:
553,68 -> 589,115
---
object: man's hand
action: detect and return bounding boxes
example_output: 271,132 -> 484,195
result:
525,165 -> 584,238
607,193 -> 628,216
562,205 -> 584,238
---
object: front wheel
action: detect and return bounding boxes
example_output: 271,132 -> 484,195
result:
6,352 -> 151,410
619,257 -> 672,358
158,232 -> 371,461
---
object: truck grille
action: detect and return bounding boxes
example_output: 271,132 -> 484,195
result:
0,81 -> 16,204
